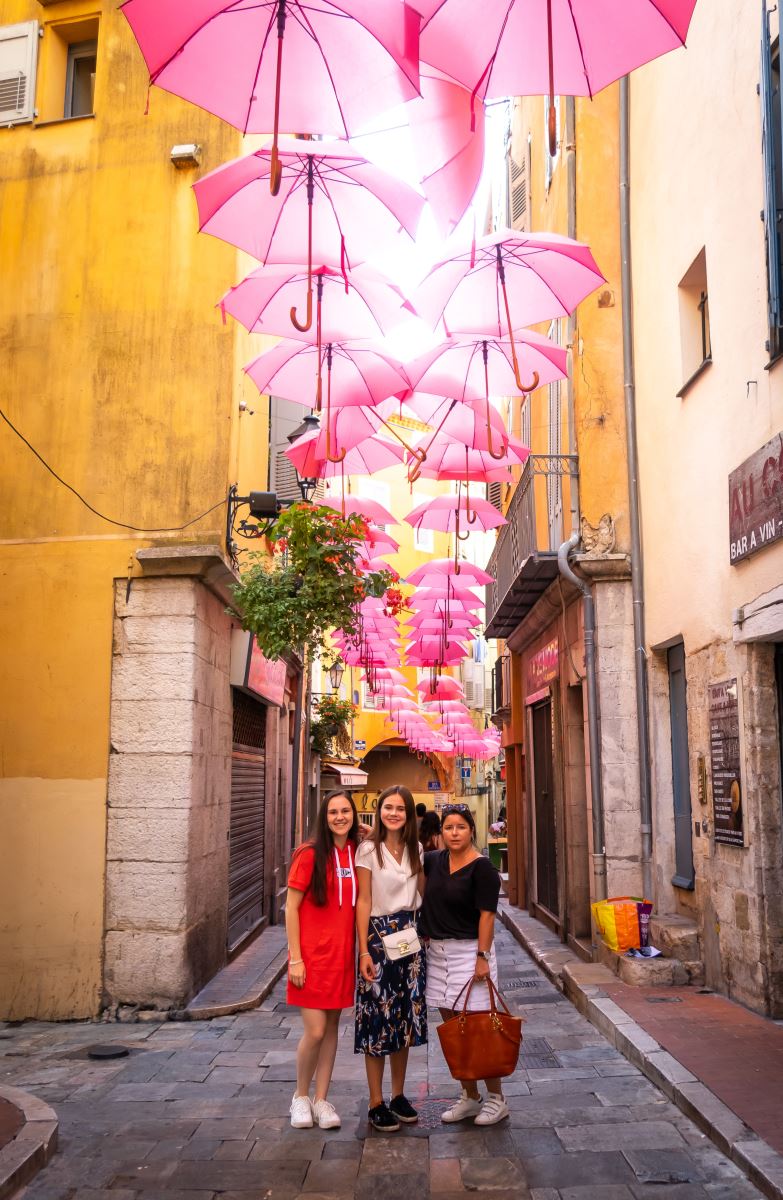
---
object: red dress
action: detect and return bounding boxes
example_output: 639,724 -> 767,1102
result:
286,842 -> 357,1009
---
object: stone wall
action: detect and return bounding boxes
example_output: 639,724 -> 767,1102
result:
103,577 -> 232,1011
593,579 -> 644,899
649,638 -> 783,1016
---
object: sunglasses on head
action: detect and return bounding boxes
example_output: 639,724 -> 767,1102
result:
442,803 -> 470,815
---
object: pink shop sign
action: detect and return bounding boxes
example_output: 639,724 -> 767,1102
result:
231,630 -> 287,708
525,639 -> 559,705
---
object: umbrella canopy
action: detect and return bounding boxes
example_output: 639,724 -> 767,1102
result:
406,559 -> 493,586
413,229 -> 603,392
406,333 -> 567,402
418,0 -> 697,142
403,392 -> 509,458
412,437 -> 527,482
355,63 -> 485,237
221,264 -> 412,343
123,0 -> 421,193
246,340 -> 409,411
404,493 -> 507,533
286,430 -> 405,478
416,675 -> 464,698
324,495 -> 398,526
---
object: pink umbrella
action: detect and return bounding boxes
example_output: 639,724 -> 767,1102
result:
323,495 -> 398,526
407,333 -> 567,402
413,229 -> 603,391
407,641 -> 469,666
286,430 -> 404,479
355,63 -> 485,237
416,676 -> 464,698
122,0 -> 421,193
411,581 -> 485,605
245,340 -> 410,412
403,392 -> 510,460
194,138 -> 424,332
419,0 -> 697,153
411,437 -> 528,483
406,559 -> 493,586
405,493 -> 507,533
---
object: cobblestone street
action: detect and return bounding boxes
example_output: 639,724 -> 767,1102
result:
1,927 -> 764,1200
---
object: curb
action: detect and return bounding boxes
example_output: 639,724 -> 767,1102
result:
0,1087 -> 58,1200
498,903 -> 783,1200
186,949 -> 289,1021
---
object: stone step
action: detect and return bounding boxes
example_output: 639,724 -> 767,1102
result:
649,913 -> 701,961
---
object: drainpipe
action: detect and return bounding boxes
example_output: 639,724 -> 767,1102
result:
558,96 -> 607,902
619,76 -> 654,901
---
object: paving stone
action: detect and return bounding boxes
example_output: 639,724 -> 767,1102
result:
557,1121 -> 686,1152
459,1156 -> 528,1191
557,1188 -> 634,1199
428,1157 -> 462,1192
321,1140 -> 363,1160
510,1127 -> 564,1158
629,1186 -> 710,1199
168,1158 -> 309,1191
354,1171 -> 430,1200
302,1157 -> 359,1192
525,1151 -> 637,1189
192,1117 -> 256,1139
623,1147 -> 707,1183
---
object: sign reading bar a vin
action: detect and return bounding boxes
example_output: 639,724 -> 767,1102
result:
708,679 -> 744,847
729,432 -> 783,563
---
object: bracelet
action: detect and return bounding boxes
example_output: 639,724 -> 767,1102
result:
359,951 -> 372,959
289,958 -> 304,966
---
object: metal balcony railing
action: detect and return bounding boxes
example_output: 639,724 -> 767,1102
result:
485,454 -> 579,639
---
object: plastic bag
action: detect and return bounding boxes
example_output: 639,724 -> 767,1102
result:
591,896 -> 652,952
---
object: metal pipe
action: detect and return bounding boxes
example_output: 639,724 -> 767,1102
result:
558,534 -> 607,901
619,76 -> 654,900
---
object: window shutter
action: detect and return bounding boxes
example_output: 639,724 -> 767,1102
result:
269,395 -> 308,504
506,145 -> 530,232
0,22 -> 38,126
761,6 -> 783,329
487,481 -> 503,509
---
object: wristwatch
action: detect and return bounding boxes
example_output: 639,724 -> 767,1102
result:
476,950 -> 490,960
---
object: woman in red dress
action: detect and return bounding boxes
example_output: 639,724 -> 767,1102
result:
285,790 -> 359,1131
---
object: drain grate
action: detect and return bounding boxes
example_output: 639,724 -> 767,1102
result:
409,1098 -> 451,1129
503,977 -> 542,991
519,1036 -> 560,1069
645,996 -> 683,1003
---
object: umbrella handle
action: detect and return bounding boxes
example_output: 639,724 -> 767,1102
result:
547,0 -> 557,159
407,456 -> 424,484
485,402 -> 507,462
314,274 -> 324,410
325,348 -> 345,463
290,163 -> 315,331
326,426 -> 346,463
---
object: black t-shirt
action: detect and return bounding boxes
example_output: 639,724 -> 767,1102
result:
420,850 -> 501,940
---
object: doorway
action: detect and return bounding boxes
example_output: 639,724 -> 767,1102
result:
667,642 -> 695,889
532,699 -> 559,919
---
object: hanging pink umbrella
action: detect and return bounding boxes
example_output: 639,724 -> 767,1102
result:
194,138 -> 425,332
407,641 -> 469,665
413,229 -> 603,391
246,340 -> 410,411
406,559 -> 493,586
122,0 -> 421,194
411,437 -> 528,483
411,581 -> 485,605
286,429 -> 404,478
403,392 -> 510,459
418,0 -> 697,154
355,63 -> 485,237
405,493 -> 507,533
323,495 -> 398,526
416,675 -> 464,698
407,333 -> 567,403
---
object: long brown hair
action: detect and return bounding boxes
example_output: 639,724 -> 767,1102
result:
304,790 -> 359,906
370,784 -> 422,875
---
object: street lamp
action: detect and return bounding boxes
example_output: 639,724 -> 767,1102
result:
328,660 -> 345,692
286,412 -> 320,503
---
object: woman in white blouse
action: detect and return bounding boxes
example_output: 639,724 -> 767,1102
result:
355,785 -> 426,1132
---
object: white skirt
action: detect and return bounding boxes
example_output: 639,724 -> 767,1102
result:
426,938 -> 499,1012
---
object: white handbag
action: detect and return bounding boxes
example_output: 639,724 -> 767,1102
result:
373,921 -> 421,960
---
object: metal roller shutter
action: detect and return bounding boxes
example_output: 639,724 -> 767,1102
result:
228,690 -> 266,951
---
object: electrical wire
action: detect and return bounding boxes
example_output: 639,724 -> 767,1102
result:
0,407 -> 226,534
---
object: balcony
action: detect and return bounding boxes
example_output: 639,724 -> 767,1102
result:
485,454 -> 579,639
491,651 -> 511,718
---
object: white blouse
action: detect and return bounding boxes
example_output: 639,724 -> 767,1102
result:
355,839 -> 422,916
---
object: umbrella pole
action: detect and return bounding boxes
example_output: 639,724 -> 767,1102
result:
290,158 -> 315,331
482,339 -> 506,461
373,414 -> 426,468
495,245 -> 540,395
325,344 -> 346,463
269,0 -> 287,196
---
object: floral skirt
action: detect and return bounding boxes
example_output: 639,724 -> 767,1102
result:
354,909 -> 428,1057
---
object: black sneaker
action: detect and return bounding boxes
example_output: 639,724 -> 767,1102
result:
368,1102 -> 400,1132
389,1093 -> 419,1124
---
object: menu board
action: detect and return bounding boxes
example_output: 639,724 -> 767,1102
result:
708,679 -> 744,847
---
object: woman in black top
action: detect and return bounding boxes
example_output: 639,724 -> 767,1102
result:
420,803 -> 506,1126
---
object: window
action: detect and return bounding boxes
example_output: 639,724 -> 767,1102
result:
0,21 -> 39,126
676,248 -> 712,396
761,13 -> 783,355
507,135 -> 531,232
65,39 -> 96,118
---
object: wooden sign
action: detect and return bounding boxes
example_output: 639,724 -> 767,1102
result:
729,433 -> 783,563
708,679 -> 744,847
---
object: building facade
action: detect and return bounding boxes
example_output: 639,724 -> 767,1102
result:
0,0 -> 302,1018
630,0 -> 783,1016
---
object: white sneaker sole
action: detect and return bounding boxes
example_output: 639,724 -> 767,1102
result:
474,1105 -> 509,1126
441,1105 -> 482,1124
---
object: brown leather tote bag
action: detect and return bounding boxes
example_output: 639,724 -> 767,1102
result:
436,977 -> 523,1081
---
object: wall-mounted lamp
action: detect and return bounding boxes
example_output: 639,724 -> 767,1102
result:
170,143 -> 202,169
328,661 -> 345,692
226,485 -> 282,566
287,412 -> 320,502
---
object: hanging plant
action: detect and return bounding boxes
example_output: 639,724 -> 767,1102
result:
310,695 -> 356,758
233,503 -> 395,662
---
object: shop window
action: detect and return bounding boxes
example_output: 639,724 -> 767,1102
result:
676,248 -> 712,397
36,16 -> 98,123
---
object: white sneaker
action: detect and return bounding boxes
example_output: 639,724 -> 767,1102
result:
312,1098 -> 341,1129
473,1093 -> 509,1126
290,1093 -> 313,1128
440,1089 -> 483,1123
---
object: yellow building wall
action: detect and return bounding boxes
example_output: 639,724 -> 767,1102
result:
0,0 -> 269,1017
